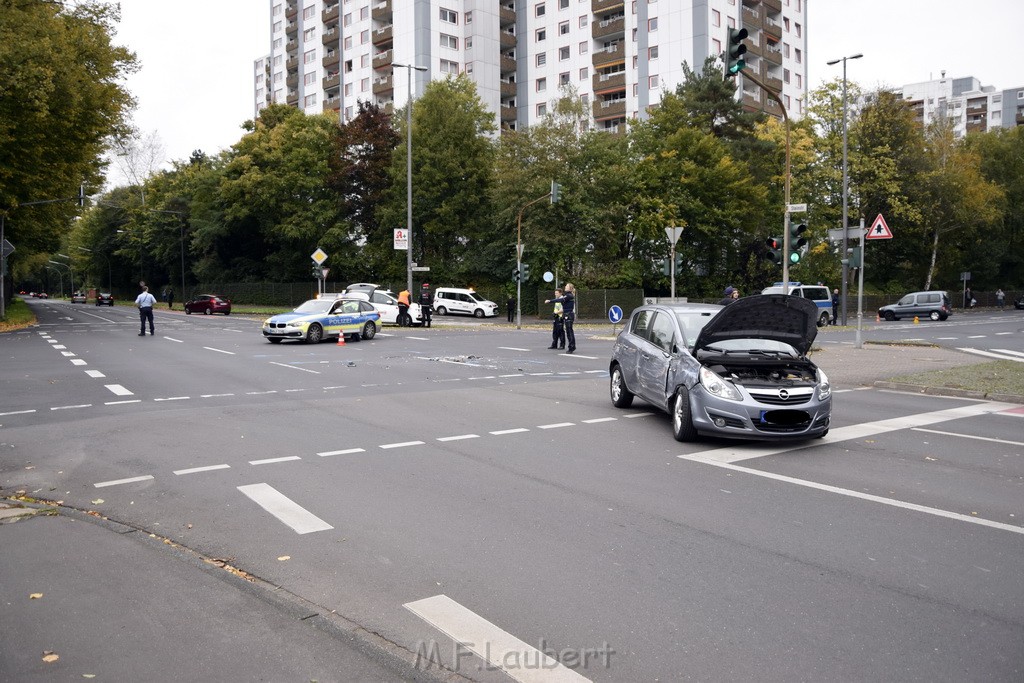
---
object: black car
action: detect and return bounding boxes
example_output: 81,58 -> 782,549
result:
96,292 -> 114,306
1015,295 -> 1024,310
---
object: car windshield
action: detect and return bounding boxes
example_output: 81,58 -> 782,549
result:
702,338 -> 799,356
293,299 -> 334,314
673,311 -> 717,347
468,292 -> 485,302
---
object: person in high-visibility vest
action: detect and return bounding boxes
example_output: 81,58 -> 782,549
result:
397,289 -> 411,326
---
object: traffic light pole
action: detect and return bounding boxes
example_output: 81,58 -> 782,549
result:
515,191 -> 552,330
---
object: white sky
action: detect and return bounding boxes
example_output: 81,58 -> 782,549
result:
109,0 -> 1024,175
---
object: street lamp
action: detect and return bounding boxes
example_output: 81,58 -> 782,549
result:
46,267 -> 64,298
54,253 -> 74,295
77,246 -> 111,292
392,62 -> 427,294
827,52 -> 863,325
47,260 -> 71,297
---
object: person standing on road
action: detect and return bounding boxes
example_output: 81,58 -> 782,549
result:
547,288 -> 566,349
965,287 -> 973,309
419,284 -> 432,328
545,283 -> 576,353
166,287 -> 174,310
397,288 -> 412,326
507,295 -> 516,323
996,288 -> 1005,309
135,285 -> 156,336
831,288 -> 840,325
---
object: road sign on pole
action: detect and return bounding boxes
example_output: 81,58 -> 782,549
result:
311,248 -> 328,264
866,214 -> 893,239
393,229 -> 408,250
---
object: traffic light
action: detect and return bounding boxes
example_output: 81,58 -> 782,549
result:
521,263 -> 531,281
789,223 -> 807,264
661,258 -> 670,276
765,236 -> 783,264
78,184 -> 86,208
725,28 -> 748,78
550,180 -> 561,204
674,252 -> 684,273
844,246 -> 862,268
513,267 -> 521,282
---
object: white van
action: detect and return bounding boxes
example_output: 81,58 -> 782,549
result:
760,282 -> 833,327
432,288 -> 499,318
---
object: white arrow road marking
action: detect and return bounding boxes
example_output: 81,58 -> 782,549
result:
237,483 -> 333,534
404,594 -> 591,683
105,384 -> 133,396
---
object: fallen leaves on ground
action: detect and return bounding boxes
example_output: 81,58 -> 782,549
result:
42,651 -> 59,663
30,593 -> 43,599
278,555 -> 290,561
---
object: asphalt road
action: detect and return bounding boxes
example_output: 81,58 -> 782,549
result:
2,297 -> 1022,681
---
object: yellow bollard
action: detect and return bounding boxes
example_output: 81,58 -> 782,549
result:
913,316 -> 919,324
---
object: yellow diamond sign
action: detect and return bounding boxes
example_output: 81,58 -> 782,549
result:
311,248 -> 328,265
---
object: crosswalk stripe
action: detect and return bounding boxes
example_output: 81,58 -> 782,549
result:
237,483 -> 333,534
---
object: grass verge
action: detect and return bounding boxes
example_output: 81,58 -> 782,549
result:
0,298 -> 36,332
888,360 -> 1024,397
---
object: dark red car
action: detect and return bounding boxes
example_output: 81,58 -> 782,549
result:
184,294 -> 232,315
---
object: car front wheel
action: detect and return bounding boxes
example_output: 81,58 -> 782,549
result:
204,307 -> 212,315
929,311 -> 941,321
473,308 -> 484,318
435,306 -> 447,316
610,365 -> 634,408
818,312 -> 830,327
361,322 -> 376,340
185,308 -> 191,315
305,324 -> 323,344
883,311 -> 896,321
672,389 -> 698,442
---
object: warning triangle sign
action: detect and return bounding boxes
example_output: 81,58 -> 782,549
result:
866,214 -> 893,239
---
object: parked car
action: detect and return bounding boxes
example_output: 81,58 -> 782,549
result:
36,292 -> 48,299
71,291 -> 87,304
184,294 -> 232,316
261,297 -> 380,344
877,290 -> 951,321
96,292 -> 114,306
609,295 -> 831,442
432,287 -> 499,318
342,283 -> 422,326
760,282 -> 833,327
1015,295 -> 1024,310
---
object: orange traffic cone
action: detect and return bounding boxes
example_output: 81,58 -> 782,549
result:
913,316 -> 919,324
337,334 -> 346,345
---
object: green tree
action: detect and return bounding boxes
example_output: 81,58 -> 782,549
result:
966,126 -> 1024,288
1,1 -> 137,254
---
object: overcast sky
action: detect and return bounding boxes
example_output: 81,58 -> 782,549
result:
109,0 -> 1023,176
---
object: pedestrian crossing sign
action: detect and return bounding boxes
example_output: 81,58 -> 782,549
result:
866,214 -> 893,240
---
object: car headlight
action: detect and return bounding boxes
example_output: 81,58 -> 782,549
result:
817,369 -> 831,400
699,365 -> 742,401
286,320 -> 306,328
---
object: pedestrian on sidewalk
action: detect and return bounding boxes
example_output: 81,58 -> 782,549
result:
166,286 -> 174,310
135,285 -> 156,336
547,288 -> 566,349
996,288 -> 1005,309
397,288 -> 411,326
507,295 -> 516,323
419,284 -> 433,328
545,283 -> 576,353
831,288 -> 839,324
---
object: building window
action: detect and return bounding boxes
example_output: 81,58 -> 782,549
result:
579,15 -> 588,28
304,27 -> 316,40
465,37 -> 473,49
344,36 -> 352,49
784,68 -> 790,83
441,33 -> 458,49
441,59 -> 459,74
344,59 -> 352,72
465,11 -> 472,23
536,52 -> 547,66
274,88 -> 283,101
273,4 -> 282,15
360,5 -> 369,20
304,93 -> 317,107
465,61 -> 473,74
560,71 -> 570,85
536,77 -> 547,92
345,83 -> 352,95
559,21 -> 569,35
648,17 -> 658,31
536,28 -> 546,41
273,20 -> 282,32
535,3 -> 545,17
712,39 -> 720,53
273,72 -> 282,83
785,94 -> 791,108
344,13 -> 352,26
795,23 -> 802,38
559,0 -> 569,8
649,75 -> 658,89
649,46 -> 658,59
581,93 -> 588,105
304,49 -> 316,64
303,4 -> 315,19
440,8 -> 457,24
796,73 -> 802,88
361,53 -> 369,67
579,67 -> 588,80
360,29 -> 369,44
559,46 -> 570,60
256,73 -> 264,84
345,106 -> 353,119
256,88 -> 264,98
712,10 -> 720,27
784,42 -> 790,58
537,103 -> 547,116
579,41 -> 588,54
361,77 -> 369,91
273,37 -> 282,49
795,48 -> 802,63
304,71 -> 316,85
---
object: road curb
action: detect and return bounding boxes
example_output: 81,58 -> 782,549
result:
871,381 -> 1024,404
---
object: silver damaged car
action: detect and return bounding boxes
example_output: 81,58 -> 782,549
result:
609,294 -> 831,442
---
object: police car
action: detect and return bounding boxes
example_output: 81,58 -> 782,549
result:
262,297 -> 380,344
760,282 -> 833,327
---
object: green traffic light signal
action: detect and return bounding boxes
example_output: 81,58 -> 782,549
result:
789,222 -> 807,264
726,28 -> 748,77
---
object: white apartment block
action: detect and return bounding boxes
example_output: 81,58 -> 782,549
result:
253,0 -> 809,131
897,73 -> 1024,136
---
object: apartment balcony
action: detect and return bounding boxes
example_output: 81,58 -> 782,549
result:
372,24 -> 393,46
323,72 -> 341,89
764,74 -> 783,93
286,39 -> 298,53
593,98 -> 626,120
500,55 -> 517,74
743,34 -> 763,58
500,80 -> 517,98
285,21 -> 298,37
322,3 -> 339,22
592,43 -> 625,69
322,28 -> 338,46
322,51 -> 340,68
592,15 -> 625,40
286,74 -> 298,88
966,102 -> 987,113
499,6 -> 515,27
500,30 -> 516,50
593,70 -> 625,93
741,89 -> 760,110
287,89 -> 299,106
763,16 -> 782,39
1017,108 -> 1024,125
286,56 -> 298,70
323,96 -> 341,112
762,41 -> 782,65
373,74 -> 393,95
764,97 -> 783,117
741,5 -> 760,30
761,0 -> 782,12
592,0 -> 624,13
373,49 -> 393,70
500,105 -> 517,122
371,0 -> 392,21
285,2 -> 297,20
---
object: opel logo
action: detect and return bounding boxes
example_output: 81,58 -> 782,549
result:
778,389 -> 790,401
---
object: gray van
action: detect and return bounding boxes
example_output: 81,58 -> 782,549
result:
877,291 -> 952,321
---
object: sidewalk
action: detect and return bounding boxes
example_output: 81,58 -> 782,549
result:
0,503 -> 435,682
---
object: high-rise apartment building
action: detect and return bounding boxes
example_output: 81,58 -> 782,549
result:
253,0 -> 809,130
896,73 -> 1024,136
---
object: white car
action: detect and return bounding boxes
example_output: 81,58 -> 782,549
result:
432,287 -> 498,318
343,284 -> 422,326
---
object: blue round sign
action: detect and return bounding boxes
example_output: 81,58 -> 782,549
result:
608,305 -> 623,323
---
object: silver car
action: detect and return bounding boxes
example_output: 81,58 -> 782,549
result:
609,295 -> 831,442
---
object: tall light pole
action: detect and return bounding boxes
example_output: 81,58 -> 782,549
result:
827,53 -> 862,325
392,62 -> 427,294
47,260 -> 70,297
55,253 -> 74,295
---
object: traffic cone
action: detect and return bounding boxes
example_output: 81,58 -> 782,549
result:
337,333 -> 346,345
875,312 -> 881,323
913,316 -> 919,324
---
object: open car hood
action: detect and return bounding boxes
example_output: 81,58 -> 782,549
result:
693,294 -> 819,355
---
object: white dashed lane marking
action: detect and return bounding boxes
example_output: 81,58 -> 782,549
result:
94,475 -> 154,488
250,456 -> 302,466
203,346 -> 235,355
318,448 -> 366,457
175,464 -> 231,475
380,441 -> 425,450
269,361 -> 320,374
